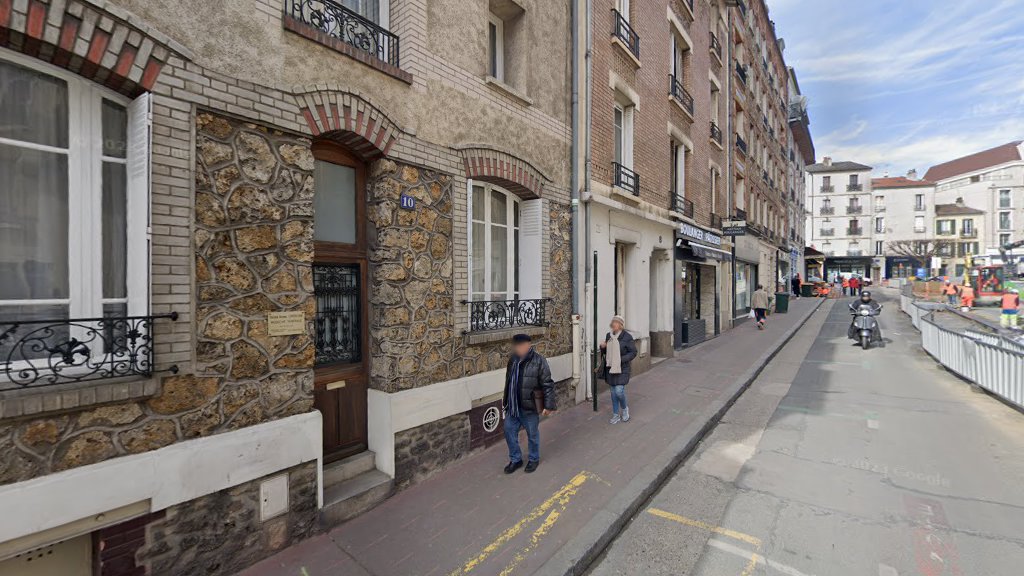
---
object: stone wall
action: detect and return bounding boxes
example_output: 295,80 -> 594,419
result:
393,413 -> 470,489
366,160 -> 455,393
137,461 -> 318,575
0,112 -> 316,486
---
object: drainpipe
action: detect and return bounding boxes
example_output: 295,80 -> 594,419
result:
582,0 -> 594,401
570,0 -> 581,387
726,2 -> 736,327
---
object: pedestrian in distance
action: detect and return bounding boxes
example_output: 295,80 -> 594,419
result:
792,273 -> 801,299
751,284 -> 770,330
850,275 -> 861,296
842,276 -> 850,296
599,315 -> 637,424
502,333 -> 556,474
942,280 -> 958,306
1000,288 -> 1020,329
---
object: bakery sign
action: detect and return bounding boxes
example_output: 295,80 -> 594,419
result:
678,223 -> 723,247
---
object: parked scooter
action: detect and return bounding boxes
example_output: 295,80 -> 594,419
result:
848,291 -> 883,349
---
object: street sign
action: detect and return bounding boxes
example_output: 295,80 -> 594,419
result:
722,220 -> 747,236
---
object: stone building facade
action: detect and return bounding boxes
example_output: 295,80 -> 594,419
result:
0,0 -> 573,574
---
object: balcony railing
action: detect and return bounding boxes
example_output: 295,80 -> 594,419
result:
847,227 -> 864,236
1,313 -> 178,389
465,298 -> 550,333
847,183 -> 863,191
735,133 -> 748,154
847,250 -> 864,257
709,31 -> 722,60
761,169 -> 768,182
710,213 -> 723,230
820,185 -> 834,193
672,193 -> 694,218
875,205 -> 886,212
613,162 -> 640,196
734,208 -> 747,220
914,226 -> 927,233
820,228 -> 835,237
961,229 -> 978,239
846,205 -> 863,214
669,74 -> 694,115
737,0 -> 747,16
820,206 -> 835,215
710,121 -> 723,145
612,9 -> 640,59
285,0 -> 400,67
915,204 -> 926,212
735,62 -> 748,84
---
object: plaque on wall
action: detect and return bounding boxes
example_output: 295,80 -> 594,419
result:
267,311 -> 305,336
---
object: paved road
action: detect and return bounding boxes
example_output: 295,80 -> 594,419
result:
588,292 -> 1024,576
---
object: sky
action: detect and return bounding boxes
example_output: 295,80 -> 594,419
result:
769,0 -> 1024,178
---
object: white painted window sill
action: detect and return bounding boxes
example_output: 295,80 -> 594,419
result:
484,76 -> 534,106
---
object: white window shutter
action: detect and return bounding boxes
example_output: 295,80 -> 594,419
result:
519,198 -> 544,300
126,92 -> 152,317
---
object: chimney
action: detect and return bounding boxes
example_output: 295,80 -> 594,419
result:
955,197 -> 964,207
907,169 -> 917,180
823,156 -> 832,166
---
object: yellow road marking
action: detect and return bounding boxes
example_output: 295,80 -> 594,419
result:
740,553 -> 758,576
647,508 -> 763,547
498,507 -> 564,576
449,472 -> 591,576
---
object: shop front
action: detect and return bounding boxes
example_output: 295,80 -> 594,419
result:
824,256 -> 874,281
732,234 -> 761,321
674,223 -> 730,348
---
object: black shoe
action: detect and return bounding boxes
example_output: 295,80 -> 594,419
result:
525,460 -> 539,473
504,461 -> 523,474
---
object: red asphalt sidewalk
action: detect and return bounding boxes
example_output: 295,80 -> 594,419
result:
240,297 -> 823,576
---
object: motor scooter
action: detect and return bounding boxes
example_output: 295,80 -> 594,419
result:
849,302 -> 882,349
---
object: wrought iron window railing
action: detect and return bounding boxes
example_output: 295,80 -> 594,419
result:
960,229 -> 977,239
847,183 -> 863,191
464,298 -> 550,333
734,208 -> 747,220
820,228 -> 835,237
846,205 -> 863,214
285,0 -> 400,67
669,74 -> 694,115
0,313 -> 178,389
820,206 -> 835,215
735,133 -> 747,154
709,32 -> 722,60
672,193 -> 694,218
820,185 -> 834,193
737,0 -> 747,16
314,264 -> 362,366
735,62 -> 747,84
847,227 -> 864,236
710,121 -> 723,145
611,9 -> 640,59
612,162 -> 640,196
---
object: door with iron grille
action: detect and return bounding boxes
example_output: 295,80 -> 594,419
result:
312,142 -> 369,462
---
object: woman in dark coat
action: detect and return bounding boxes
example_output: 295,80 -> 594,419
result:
599,315 -> 637,423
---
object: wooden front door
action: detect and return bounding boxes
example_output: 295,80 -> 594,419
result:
311,142 -> 369,462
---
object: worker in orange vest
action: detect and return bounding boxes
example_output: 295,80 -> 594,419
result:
841,276 -> 850,296
942,280 -> 958,306
1000,288 -> 1020,329
958,283 -> 975,310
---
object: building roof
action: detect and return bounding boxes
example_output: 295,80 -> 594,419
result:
923,141 -> 1023,182
806,160 -> 873,173
935,203 -> 985,216
871,177 -> 934,189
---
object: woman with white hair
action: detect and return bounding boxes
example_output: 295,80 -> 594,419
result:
599,315 -> 637,423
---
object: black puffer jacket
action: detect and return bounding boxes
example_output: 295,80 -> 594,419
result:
502,349 -> 556,415
601,330 -> 638,386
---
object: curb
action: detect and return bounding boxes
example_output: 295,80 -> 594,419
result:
536,298 -> 828,576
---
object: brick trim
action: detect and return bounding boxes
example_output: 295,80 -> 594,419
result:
294,89 -> 402,160
0,0 -> 186,96
459,147 -> 549,199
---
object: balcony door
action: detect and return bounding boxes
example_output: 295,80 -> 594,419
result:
312,142 -> 369,462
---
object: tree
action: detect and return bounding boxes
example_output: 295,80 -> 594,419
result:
887,239 -> 957,270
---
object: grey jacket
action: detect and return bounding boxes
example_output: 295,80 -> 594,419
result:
751,289 -> 770,310
601,330 -> 637,386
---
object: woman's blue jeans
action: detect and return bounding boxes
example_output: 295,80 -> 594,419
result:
610,385 -> 628,414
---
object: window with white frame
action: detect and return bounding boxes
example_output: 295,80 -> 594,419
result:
0,51 -> 149,329
671,140 -> 687,198
613,102 -> 634,170
999,211 -> 1011,230
999,189 -> 1011,208
914,215 -> 925,232
1000,233 -> 1011,247
670,33 -> 688,84
617,0 -> 630,21
469,182 -> 544,304
488,12 -> 504,81
875,241 -> 883,256
875,216 -> 884,233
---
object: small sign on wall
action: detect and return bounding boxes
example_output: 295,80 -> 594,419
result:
400,194 -> 416,210
267,311 -> 305,336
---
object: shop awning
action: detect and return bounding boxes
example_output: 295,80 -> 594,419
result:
691,244 -> 732,261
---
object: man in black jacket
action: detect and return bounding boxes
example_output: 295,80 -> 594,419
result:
502,333 -> 556,473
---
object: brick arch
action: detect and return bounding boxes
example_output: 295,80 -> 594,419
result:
0,0 -> 185,95
293,90 -> 401,161
459,147 -> 550,199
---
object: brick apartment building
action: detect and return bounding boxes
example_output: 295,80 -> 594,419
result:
727,0 -> 797,316
581,0 -> 731,357
0,0 -> 572,573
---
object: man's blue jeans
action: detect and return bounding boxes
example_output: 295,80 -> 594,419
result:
504,411 -> 540,464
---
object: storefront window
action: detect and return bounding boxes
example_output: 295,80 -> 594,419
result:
734,262 -> 756,314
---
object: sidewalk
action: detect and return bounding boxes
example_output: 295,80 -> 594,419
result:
240,297 -> 824,576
